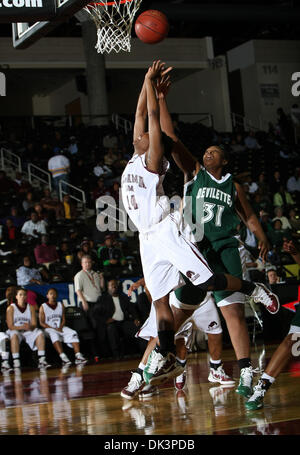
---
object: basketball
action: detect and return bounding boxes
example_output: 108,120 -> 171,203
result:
135,10 -> 169,44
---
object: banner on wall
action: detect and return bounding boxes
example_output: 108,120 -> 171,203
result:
24,277 -> 144,307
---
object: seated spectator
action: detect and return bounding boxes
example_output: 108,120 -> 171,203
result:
1,206 -> 25,228
33,203 -> 49,222
259,211 -> 273,235
2,218 -> 20,242
111,152 -> 127,174
104,148 -> 118,166
268,219 -> 291,247
39,288 -> 87,366
22,191 -> 36,214
58,239 -> 74,265
14,172 -> 32,197
289,209 -> 300,233
91,177 -> 111,201
272,207 -> 292,230
56,194 -> 77,220
230,134 -> 246,154
40,187 -> 60,214
16,256 -> 43,287
256,172 -> 270,195
93,279 -> 141,359
110,181 -> 121,204
244,130 -> 261,150
97,235 -> 127,270
266,267 -> 285,285
68,136 -> 79,156
6,287 -> 50,369
273,185 -> 295,210
269,170 -> 283,194
34,234 -> 59,268
93,159 -> 113,180
287,168 -> 300,194
21,212 -> 47,239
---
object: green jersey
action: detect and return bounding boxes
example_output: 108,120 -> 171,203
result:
184,168 -> 241,251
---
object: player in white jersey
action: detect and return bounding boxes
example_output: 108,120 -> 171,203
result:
39,288 -> 87,367
6,287 -> 50,369
121,60 -> 279,386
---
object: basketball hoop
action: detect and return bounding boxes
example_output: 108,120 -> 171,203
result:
84,0 -> 142,54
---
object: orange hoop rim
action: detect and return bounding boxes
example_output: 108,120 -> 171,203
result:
87,0 -> 134,7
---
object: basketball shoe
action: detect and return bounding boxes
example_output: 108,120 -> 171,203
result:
121,370 -> 145,400
75,353 -> 88,365
174,371 -> 186,390
236,366 -> 254,398
1,360 -> 13,373
250,283 -> 279,314
38,357 -> 51,369
139,384 -> 159,400
245,380 -> 267,410
208,365 -> 235,387
144,348 -> 184,386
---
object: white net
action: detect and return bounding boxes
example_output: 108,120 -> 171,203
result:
84,0 -> 143,54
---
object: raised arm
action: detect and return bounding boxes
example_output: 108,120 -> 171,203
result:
156,76 -> 201,181
133,79 -> 147,144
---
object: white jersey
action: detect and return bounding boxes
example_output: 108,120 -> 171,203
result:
121,153 -> 170,233
11,303 -> 31,327
42,302 -> 63,329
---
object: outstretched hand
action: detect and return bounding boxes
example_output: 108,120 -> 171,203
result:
155,74 -> 171,99
145,60 -> 172,81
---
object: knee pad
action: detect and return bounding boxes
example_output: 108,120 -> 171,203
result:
197,274 -> 227,292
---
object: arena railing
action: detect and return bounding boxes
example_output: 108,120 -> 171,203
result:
111,113 -> 133,134
27,163 -> 52,191
0,147 -> 22,173
231,112 -> 260,131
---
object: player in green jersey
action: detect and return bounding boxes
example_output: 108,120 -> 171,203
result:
156,74 -> 279,398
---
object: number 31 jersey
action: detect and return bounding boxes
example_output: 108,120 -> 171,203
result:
184,169 -> 240,249
121,153 -> 170,233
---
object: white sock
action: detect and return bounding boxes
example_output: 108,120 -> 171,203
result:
75,352 -> 82,358
138,362 -> 146,371
1,352 -> 9,361
176,357 -> 186,366
12,353 -> 20,359
38,350 -> 45,357
261,373 -> 275,383
210,358 -> 222,364
60,353 -> 69,360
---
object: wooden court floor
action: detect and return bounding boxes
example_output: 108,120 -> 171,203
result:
0,343 -> 299,436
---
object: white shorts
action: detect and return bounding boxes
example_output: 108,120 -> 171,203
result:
136,292 -> 222,342
139,215 -> 213,301
44,326 -> 79,348
7,328 -> 43,351
217,292 -> 246,307
288,325 -> 300,335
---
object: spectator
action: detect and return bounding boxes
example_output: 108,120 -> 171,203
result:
74,254 -> 105,362
0,170 -> 17,195
68,136 -> 79,156
48,149 -> 70,193
56,194 -> 77,220
257,173 -> 270,195
93,279 -> 141,360
266,267 -> 285,285
230,134 -> 246,154
40,188 -> 60,220
93,159 -> 113,180
289,209 -> 300,232
268,219 -> 289,247
111,152 -> 127,175
244,131 -> 261,150
21,212 -> 47,239
22,191 -> 36,214
2,218 -> 20,242
34,234 -> 59,268
33,203 -> 48,222
97,235 -> 127,270
6,287 -> 50,369
78,239 -> 98,269
91,177 -> 111,201
104,148 -> 118,166
1,206 -> 25,228
103,132 -> 118,149
273,185 -> 295,209
259,211 -> 273,235
58,240 -> 74,265
16,256 -> 42,287
110,181 -> 121,204
272,207 -> 292,230
287,168 -> 300,194
39,288 -> 87,366
269,170 -> 283,194
14,172 -> 32,196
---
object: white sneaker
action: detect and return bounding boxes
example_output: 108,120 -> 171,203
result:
236,366 -> 254,398
144,349 -> 184,386
245,380 -> 267,410
1,360 -> 12,372
38,357 -> 51,369
13,359 -> 21,369
250,283 -> 280,314
75,354 -> 88,365
121,371 -> 145,400
208,365 -> 235,387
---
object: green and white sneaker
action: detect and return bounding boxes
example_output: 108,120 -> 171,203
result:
245,380 -> 266,410
236,366 -> 253,398
143,348 -> 163,385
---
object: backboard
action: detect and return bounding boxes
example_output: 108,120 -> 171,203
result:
12,0 -> 90,49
